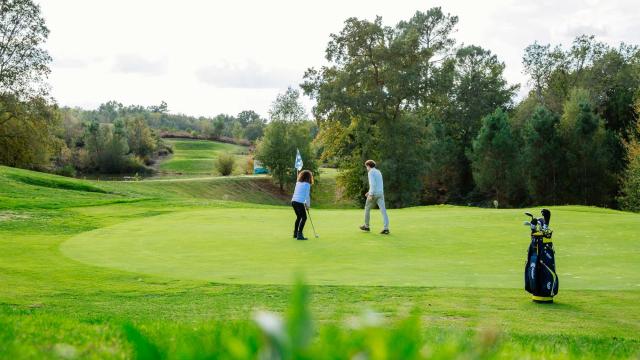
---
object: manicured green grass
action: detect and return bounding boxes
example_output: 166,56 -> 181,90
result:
61,206 -> 640,289
1,166 -> 639,358
158,138 -> 249,176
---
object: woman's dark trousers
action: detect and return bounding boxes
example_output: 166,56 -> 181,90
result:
291,201 -> 307,236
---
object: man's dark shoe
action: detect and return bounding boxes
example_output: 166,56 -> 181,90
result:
293,231 -> 298,239
297,233 -> 308,240
380,229 -> 390,235
359,225 -> 370,232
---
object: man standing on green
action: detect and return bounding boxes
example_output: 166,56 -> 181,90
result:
360,160 -> 390,234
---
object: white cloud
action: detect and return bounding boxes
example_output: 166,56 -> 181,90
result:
196,61 -> 299,89
52,57 -> 93,69
562,24 -> 609,38
39,0 -> 640,117
112,54 -> 167,76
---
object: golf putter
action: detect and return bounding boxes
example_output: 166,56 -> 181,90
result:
306,208 -> 319,238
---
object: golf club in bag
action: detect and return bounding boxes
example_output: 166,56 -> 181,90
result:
523,208 -> 558,303
306,208 -> 319,238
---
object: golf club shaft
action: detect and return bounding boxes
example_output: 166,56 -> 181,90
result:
306,208 -> 318,237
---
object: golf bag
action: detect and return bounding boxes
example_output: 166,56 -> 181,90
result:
523,209 -> 558,302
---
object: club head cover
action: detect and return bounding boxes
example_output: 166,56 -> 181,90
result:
541,209 -> 551,226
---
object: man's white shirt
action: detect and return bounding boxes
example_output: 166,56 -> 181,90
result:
368,168 -> 384,196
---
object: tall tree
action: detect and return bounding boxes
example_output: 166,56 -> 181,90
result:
303,8 -> 462,207
255,120 -> 317,190
212,117 -> 225,137
148,101 -> 168,114
618,102 -> 640,211
522,106 -> 564,204
0,0 -> 51,99
97,101 -> 123,123
236,110 -> 262,127
256,88 -> 316,190
470,109 -> 521,206
125,116 -> 156,158
0,0 -> 57,169
559,89 -> 615,205
269,87 -> 306,122
303,8 -> 459,125
378,115 -> 427,207
244,120 -> 266,141
0,94 -> 60,167
450,46 -> 517,146
89,121 -> 130,173
422,117 -> 462,203
522,42 -> 563,101
437,45 -> 518,196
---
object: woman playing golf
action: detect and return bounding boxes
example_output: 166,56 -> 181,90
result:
291,170 -> 313,240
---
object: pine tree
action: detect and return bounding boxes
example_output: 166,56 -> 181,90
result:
470,108 -> 522,206
522,106 -> 563,204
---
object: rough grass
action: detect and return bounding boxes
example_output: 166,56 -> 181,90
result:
313,167 -> 356,208
7,172 -> 107,193
0,166 -> 639,359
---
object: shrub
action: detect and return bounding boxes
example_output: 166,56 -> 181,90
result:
246,157 -> 254,175
55,164 -> 76,177
216,152 -> 235,176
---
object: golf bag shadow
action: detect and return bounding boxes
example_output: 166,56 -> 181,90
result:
523,209 -> 559,303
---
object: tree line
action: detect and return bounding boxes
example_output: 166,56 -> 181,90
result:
2,95 -> 270,175
1,1 -> 639,210
298,8 -> 640,210
71,101 -> 268,143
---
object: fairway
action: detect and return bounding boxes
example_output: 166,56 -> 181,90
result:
158,138 -> 249,176
62,206 -> 640,289
3,166 -> 640,358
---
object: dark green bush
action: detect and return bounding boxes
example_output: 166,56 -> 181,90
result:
54,164 -> 76,177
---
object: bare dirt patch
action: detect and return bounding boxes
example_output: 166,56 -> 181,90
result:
0,211 -> 31,221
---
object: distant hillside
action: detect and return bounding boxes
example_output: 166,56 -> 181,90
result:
157,138 -> 250,177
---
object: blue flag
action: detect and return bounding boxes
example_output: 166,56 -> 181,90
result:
294,148 -> 303,171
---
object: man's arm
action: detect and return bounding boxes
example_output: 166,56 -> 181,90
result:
367,171 -> 375,197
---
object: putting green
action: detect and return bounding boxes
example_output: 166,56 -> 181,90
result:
60,206 -> 640,289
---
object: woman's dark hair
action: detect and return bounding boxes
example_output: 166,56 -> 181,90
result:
297,170 -> 314,184
365,160 -> 376,168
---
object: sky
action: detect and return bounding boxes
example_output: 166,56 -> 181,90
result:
40,0 -> 640,118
